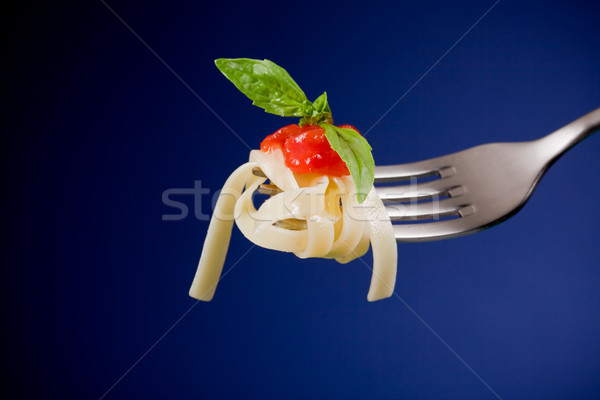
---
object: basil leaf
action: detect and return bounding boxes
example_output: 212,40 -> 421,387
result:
321,124 -> 375,203
312,92 -> 329,114
301,100 -> 316,118
299,92 -> 332,126
215,58 -> 308,117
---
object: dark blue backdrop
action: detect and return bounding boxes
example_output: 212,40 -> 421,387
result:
4,1 -> 600,399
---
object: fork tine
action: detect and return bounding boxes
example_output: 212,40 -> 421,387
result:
252,167 -> 267,177
375,176 -> 464,202
257,183 -> 281,195
374,163 -> 439,183
385,201 -> 471,221
376,184 -> 445,202
392,210 -> 479,242
374,156 -> 456,182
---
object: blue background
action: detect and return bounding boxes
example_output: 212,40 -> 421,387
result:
4,1 -> 600,399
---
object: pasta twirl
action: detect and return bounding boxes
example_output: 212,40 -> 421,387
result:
189,150 -> 397,302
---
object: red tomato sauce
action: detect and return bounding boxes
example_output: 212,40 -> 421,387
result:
260,124 -> 358,176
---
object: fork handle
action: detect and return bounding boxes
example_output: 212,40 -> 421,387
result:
537,107 -> 600,163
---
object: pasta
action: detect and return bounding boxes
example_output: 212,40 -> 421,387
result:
189,149 -> 397,302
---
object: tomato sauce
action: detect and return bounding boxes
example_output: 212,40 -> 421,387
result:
261,124 -> 358,176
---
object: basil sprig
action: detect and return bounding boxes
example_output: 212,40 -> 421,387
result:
300,92 -> 332,126
215,58 -> 374,202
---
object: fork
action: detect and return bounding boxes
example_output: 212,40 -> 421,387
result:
376,107 -> 600,242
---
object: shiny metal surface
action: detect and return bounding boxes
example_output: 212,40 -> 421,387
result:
375,107 -> 600,242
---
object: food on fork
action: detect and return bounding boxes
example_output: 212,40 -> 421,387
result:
188,58 -> 397,302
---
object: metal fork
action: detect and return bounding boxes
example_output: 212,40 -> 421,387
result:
377,107 -> 600,242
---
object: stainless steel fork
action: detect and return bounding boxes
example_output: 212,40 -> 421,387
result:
377,107 -> 600,242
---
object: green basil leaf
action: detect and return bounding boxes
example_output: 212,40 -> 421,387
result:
301,100 -> 316,118
312,92 -> 329,114
299,92 -> 332,126
321,124 -> 375,203
215,58 -> 308,117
